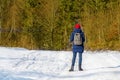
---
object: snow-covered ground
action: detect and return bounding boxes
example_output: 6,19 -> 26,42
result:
0,47 -> 120,80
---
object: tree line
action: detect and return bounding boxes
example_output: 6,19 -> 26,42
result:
0,0 -> 120,50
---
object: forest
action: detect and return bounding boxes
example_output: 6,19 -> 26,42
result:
0,0 -> 120,50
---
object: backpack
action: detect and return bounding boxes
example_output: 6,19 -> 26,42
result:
74,33 -> 82,45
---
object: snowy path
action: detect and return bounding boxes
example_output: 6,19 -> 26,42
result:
0,47 -> 120,80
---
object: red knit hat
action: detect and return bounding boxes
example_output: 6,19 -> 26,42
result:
75,24 -> 81,29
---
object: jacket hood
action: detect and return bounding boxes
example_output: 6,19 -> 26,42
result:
73,28 -> 82,33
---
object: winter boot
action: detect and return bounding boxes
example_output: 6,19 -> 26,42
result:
79,64 -> 83,71
69,66 -> 74,72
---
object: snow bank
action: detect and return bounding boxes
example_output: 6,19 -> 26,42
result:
0,47 -> 120,80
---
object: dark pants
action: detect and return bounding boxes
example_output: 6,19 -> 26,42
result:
71,51 -> 82,66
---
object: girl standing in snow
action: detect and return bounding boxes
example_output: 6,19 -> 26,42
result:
69,21 -> 85,71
